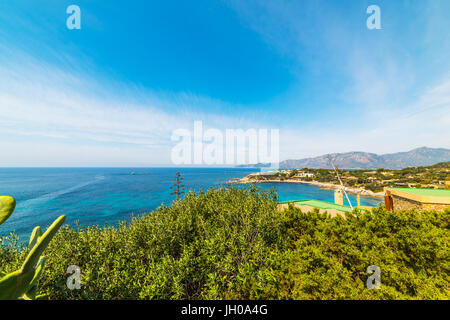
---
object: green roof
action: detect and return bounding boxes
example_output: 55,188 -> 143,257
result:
387,187 -> 450,198
279,199 -> 355,213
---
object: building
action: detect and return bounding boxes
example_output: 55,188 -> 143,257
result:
296,172 -> 315,178
384,187 -> 450,212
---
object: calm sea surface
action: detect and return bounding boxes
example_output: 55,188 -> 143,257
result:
0,168 -> 381,240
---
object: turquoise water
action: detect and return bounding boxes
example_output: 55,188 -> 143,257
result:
0,168 -> 381,240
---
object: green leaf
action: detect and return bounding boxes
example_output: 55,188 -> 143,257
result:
22,286 -> 37,300
0,215 -> 64,300
21,215 -> 66,274
0,196 -> 16,225
0,269 -> 34,300
28,256 -> 46,289
28,226 -> 43,250
0,271 -> 21,299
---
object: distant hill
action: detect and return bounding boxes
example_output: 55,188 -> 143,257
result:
239,147 -> 450,170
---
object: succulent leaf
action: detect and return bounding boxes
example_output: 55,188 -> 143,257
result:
0,269 -> 34,300
28,256 -> 46,289
0,203 -> 65,300
0,196 -> 16,225
28,226 -> 43,250
21,215 -> 66,274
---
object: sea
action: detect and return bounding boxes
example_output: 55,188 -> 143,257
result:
0,168 -> 381,240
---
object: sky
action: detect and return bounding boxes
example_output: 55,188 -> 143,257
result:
0,0 -> 449,166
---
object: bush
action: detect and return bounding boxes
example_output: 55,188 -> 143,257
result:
0,186 -> 448,300
277,205 -> 449,299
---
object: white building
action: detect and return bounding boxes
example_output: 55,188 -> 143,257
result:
297,172 -> 315,178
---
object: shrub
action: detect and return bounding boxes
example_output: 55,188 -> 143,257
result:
0,187 -> 448,300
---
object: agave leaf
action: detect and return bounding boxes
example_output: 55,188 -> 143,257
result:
28,226 -> 43,250
28,256 -> 46,289
0,270 -> 21,299
0,248 -> 49,300
0,269 -> 35,300
22,286 -> 36,300
21,215 -> 66,274
0,196 -> 16,225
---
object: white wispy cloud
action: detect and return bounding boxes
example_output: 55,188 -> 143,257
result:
0,47 -> 272,166
1,1 -> 448,166
225,0 -> 450,157
280,78 -> 450,158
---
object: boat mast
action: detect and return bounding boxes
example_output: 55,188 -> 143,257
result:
327,154 -> 353,210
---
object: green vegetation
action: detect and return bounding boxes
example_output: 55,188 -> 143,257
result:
245,161 -> 450,193
1,187 -> 448,300
0,196 -> 66,299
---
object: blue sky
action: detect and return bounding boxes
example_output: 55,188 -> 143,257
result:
0,0 -> 449,166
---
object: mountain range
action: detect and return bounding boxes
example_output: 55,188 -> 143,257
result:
240,147 -> 450,170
